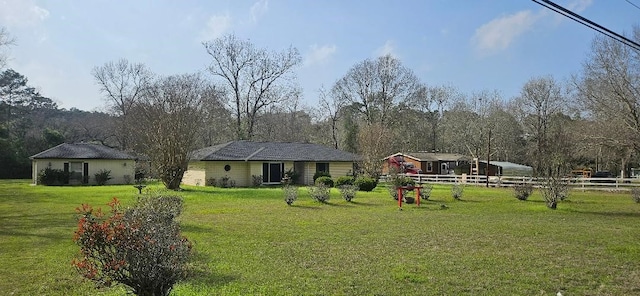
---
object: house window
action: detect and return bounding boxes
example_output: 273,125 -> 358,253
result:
262,162 -> 284,183
69,162 -> 83,182
426,162 -> 433,172
316,163 -> 330,174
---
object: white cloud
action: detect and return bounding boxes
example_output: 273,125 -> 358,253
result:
374,40 -> 397,57
200,13 -> 232,41
566,0 -> 593,12
0,0 -> 49,27
472,10 -> 539,54
304,44 -> 337,66
250,0 -> 269,23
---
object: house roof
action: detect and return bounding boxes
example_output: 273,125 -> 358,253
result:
30,143 -> 136,160
384,152 -> 470,162
191,141 -> 361,162
479,160 -> 533,171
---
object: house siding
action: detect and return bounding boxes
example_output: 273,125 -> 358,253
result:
183,160 -> 353,187
183,162 -> 207,186
329,162 -> 354,179
32,159 -> 135,185
203,161 -> 251,187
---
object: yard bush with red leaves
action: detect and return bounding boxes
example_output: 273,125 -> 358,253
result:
73,194 -> 192,296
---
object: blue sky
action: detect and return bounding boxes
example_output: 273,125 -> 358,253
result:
0,0 -> 638,111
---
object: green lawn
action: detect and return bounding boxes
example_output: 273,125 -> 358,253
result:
1,180 -> 640,295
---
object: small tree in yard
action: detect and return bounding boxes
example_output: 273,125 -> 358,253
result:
338,185 -> 358,202
73,194 -> 192,296
283,184 -> 298,205
309,183 -> 331,203
451,183 -> 464,200
513,182 -> 533,201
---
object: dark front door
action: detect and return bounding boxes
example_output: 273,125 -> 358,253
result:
262,162 -> 284,183
83,163 -> 89,184
269,163 -> 282,183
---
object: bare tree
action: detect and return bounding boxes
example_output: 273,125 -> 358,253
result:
333,54 -> 421,126
357,122 -> 395,178
317,86 -> 346,149
92,59 -> 152,150
253,90 -> 314,143
0,27 -> 15,70
132,73 -> 210,190
197,85 -> 234,147
575,28 -> 640,176
513,76 -> 566,175
204,34 -> 302,140
408,84 -> 459,151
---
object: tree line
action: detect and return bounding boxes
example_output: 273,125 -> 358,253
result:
2,27 -> 640,186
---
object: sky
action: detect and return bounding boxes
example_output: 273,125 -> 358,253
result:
0,0 -> 638,111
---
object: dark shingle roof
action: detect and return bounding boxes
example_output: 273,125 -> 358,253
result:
384,152 -> 470,162
30,143 -> 136,160
191,141 -> 361,162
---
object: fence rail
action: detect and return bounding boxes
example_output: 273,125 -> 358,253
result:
382,174 -> 640,191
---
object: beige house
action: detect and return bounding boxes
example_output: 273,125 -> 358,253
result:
183,141 -> 361,187
30,143 -> 136,185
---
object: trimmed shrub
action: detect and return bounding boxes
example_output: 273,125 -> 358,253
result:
335,176 -> 355,187
73,194 -> 191,296
338,185 -> 358,202
251,175 -> 263,187
632,187 -> 640,203
309,183 -> 331,203
217,176 -> 235,188
419,183 -> 433,201
513,183 -> 533,201
391,175 -> 416,189
205,178 -> 216,186
542,177 -> 569,209
313,171 -> 331,182
451,183 -> 464,200
38,167 -> 70,185
283,184 -> 298,205
354,176 -> 377,192
315,176 -> 334,187
94,169 -> 112,186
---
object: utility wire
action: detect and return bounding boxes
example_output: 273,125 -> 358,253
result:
531,0 -> 640,51
624,0 -> 640,11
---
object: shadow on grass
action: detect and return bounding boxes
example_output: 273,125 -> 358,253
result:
565,208 -> 640,218
187,252 -> 237,288
288,204 -> 321,210
346,200 -> 377,207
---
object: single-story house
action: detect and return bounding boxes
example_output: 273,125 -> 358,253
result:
472,160 -> 533,177
30,143 -> 136,185
183,141 -> 361,186
382,152 -> 470,175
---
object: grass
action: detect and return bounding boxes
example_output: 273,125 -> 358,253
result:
1,180 -> 640,295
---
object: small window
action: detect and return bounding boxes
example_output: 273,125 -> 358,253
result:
316,163 -> 329,173
426,162 -> 433,172
224,164 -> 231,171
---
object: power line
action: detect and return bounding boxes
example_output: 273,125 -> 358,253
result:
531,0 -> 640,51
624,0 -> 640,11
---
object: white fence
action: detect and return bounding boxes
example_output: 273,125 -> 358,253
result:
383,174 -> 640,191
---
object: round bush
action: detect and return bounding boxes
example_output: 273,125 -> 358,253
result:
315,176 -> 334,187
354,176 -> 377,192
335,176 -> 355,187
393,176 -> 415,188
313,171 -> 331,182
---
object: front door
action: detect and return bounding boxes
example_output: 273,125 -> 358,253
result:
262,162 -> 284,184
269,163 -> 282,183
